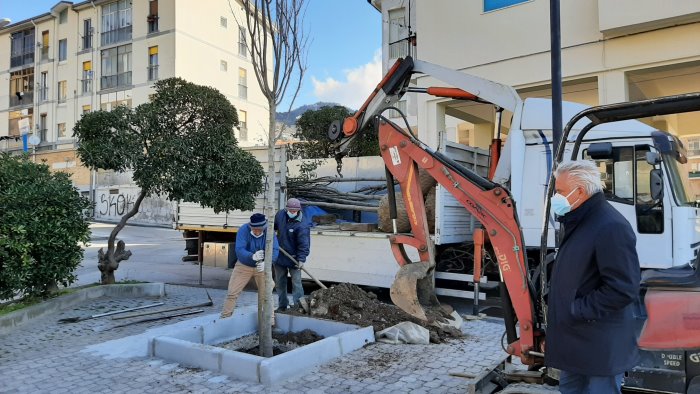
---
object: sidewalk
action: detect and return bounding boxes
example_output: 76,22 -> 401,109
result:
0,284 -> 514,393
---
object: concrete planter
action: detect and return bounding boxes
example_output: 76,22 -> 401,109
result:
150,313 -> 375,385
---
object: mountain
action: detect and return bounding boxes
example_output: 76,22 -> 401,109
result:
276,101 -> 345,126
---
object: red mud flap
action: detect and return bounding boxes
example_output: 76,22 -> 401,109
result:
638,290 -> 700,350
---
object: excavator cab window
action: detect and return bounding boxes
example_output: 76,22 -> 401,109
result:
585,145 -> 664,234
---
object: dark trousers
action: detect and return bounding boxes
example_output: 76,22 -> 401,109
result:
559,370 -> 623,394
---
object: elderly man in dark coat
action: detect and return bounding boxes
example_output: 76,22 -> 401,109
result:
273,198 -> 311,312
546,160 -> 641,394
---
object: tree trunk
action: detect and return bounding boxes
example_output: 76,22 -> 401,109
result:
97,190 -> 147,284
259,100 -> 277,357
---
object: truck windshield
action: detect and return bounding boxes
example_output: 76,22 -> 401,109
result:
663,154 -> 695,206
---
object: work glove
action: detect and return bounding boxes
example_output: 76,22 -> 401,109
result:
297,261 -> 305,269
253,250 -> 264,261
256,259 -> 265,273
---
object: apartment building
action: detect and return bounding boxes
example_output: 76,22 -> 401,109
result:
0,0 -> 270,194
371,0 -> 700,195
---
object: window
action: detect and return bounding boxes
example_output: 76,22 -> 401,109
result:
82,105 -> 92,115
40,72 -> 48,102
101,44 -> 132,89
239,68 -> 247,99
148,46 -> 159,81
39,114 -> 47,142
101,0 -> 132,46
239,110 -> 247,141
58,39 -> 68,61
41,31 -> 49,60
83,19 -> 93,49
221,16 -> 228,28
57,80 -> 67,103
388,8 -> 408,59
82,61 -> 93,94
10,28 -> 35,68
686,136 -> 700,157
220,60 -> 228,72
59,9 -> 68,24
484,0 -> 529,12
238,26 -> 247,57
57,123 -> 66,138
148,0 -> 159,33
587,145 -> 664,234
10,68 -> 34,107
8,110 -> 33,138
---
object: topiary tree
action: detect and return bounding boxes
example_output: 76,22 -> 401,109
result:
289,105 -> 380,160
73,78 -> 264,284
0,153 -> 91,299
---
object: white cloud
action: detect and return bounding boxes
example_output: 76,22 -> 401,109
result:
311,50 -> 382,110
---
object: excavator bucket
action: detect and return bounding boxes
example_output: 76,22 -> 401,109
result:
390,262 -> 441,321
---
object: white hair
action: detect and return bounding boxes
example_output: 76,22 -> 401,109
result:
554,160 -> 604,195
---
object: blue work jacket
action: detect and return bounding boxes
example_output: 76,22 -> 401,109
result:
273,210 -> 311,268
235,223 -> 279,267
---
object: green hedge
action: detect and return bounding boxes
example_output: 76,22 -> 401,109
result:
0,153 -> 91,299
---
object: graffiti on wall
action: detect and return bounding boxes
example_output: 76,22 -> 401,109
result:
97,191 -> 137,217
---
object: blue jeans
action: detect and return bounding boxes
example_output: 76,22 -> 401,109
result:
273,264 -> 303,309
559,370 -> 623,394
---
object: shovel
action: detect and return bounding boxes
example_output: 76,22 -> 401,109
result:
279,247 -> 328,289
111,290 -> 213,320
58,302 -> 165,323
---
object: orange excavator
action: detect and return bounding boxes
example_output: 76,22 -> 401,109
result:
329,56 -> 700,389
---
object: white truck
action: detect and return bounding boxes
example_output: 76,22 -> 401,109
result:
176,64 -> 699,300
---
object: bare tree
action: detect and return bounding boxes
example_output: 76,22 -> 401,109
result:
232,0 -> 308,357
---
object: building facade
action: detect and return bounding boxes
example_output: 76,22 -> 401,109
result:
372,0 -> 700,196
0,0 -> 271,198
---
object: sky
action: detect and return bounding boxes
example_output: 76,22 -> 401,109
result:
0,0 -> 382,110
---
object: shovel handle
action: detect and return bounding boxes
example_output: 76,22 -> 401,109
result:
279,247 -> 328,289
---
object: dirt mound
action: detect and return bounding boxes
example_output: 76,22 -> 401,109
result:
297,283 -> 462,343
273,329 -> 323,346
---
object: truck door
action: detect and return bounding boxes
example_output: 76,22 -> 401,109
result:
585,145 -> 673,268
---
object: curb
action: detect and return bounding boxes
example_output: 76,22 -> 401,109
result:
0,283 -> 165,336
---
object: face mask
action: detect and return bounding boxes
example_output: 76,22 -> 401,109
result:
287,210 -> 298,218
250,229 -> 264,238
551,188 -> 579,216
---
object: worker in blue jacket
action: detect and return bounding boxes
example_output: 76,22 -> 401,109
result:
273,198 -> 311,312
220,213 -> 279,319
545,160 -> 641,394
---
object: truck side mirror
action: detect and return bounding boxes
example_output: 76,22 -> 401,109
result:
646,151 -> 662,165
650,169 -> 664,201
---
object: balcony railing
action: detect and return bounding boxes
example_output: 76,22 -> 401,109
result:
147,16 -> 159,33
83,34 -> 92,50
101,71 -> 132,90
41,47 -> 49,61
388,40 -> 409,59
239,42 -> 247,57
10,52 -> 35,68
147,65 -> 159,81
58,94 -> 67,104
101,25 -> 132,46
39,128 -> 48,143
81,79 -> 93,94
239,84 -> 247,100
10,91 -> 34,107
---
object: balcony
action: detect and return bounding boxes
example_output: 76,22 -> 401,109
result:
10,91 -> 34,107
148,65 -> 159,81
101,25 -> 132,46
81,79 -> 93,94
388,40 -> 409,59
101,71 -> 132,90
598,0 -> 700,36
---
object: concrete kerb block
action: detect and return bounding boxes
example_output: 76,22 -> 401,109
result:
204,312 -> 257,345
220,350 -> 263,382
167,325 -> 204,344
259,336 -> 342,385
336,326 -> 375,354
288,314 -> 359,337
154,336 -> 224,372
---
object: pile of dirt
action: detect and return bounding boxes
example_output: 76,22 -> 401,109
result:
294,283 -> 463,343
218,329 -> 323,357
273,329 -> 323,346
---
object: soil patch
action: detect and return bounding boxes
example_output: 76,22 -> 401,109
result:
289,283 -> 463,343
217,329 -> 324,357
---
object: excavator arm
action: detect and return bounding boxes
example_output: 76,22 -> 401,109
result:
330,57 -> 542,364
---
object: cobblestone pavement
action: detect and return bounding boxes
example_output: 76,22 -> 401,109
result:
0,284 -> 533,393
